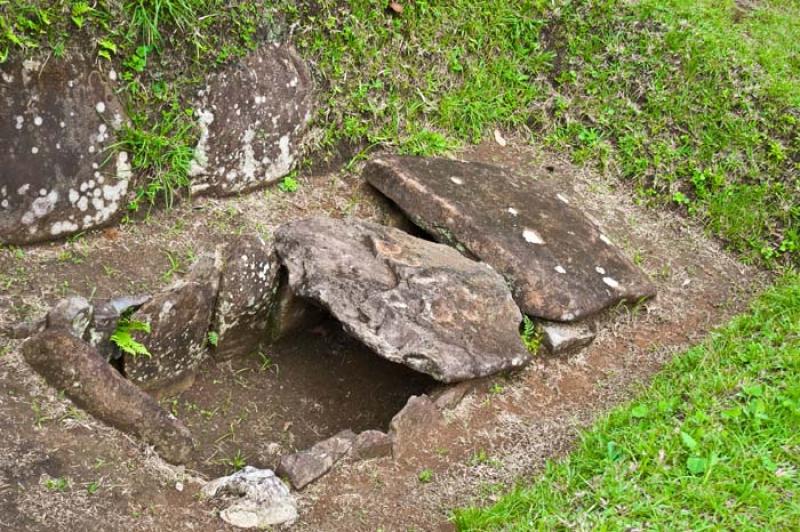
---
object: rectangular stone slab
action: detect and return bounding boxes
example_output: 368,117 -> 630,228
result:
364,155 -> 656,322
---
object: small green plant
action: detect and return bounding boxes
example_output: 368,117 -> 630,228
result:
86,481 -> 100,495
256,351 -> 275,372
278,174 -> 299,193
224,450 -> 247,472
207,331 -> 219,347
520,316 -> 541,354
110,317 -> 152,358
44,477 -> 70,492
489,382 -> 504,395
418,469 -> 434,484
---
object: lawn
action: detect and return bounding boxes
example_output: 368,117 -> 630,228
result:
455,275 -> 800,530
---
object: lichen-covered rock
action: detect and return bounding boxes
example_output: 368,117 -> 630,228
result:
125,253 -> 222,395
211,235 -> 281,360
364,156 -> 657,321
0,54 -> 130,244
202,467 -> 297,529
22,329 -> 194,464
189,43 -> 313,196
46,296 -> 93,338
273,216 -> 530,383
276,430 -> 355,490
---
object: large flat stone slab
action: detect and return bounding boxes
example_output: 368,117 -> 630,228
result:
189,43 -> 313,196
364,156 -> 656,321
273,216 -> 530,382
0,54 -> 131,244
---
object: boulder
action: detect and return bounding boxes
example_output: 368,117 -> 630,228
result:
539,320 -> 596,355
202,467 -> 297,529
189,43 -> 313,196
212,235 -> 281,360
352,430 -> 393,461
364,156 -> 656,321
0,54 -> 130,244
273,216 -> 530,383
276,430 -> 355,490
22,329 -> 194,464
125,253 -> 221,395
389,395 -> 445,460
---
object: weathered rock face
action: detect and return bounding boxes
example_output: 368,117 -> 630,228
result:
539,320 -> 596,355
364,156 -> 657,322
125,253 -> 221,394
276,430 -> 355,490
22,329 -> 194,464
46,296 -> 93,337
352,430 -> 393,461
0,54 -> 131,244
202,467 -> 297,529
274,216 -> 530,383
212,236 -> 281,360
389,395 -> 445,460
189,43 -> 313,196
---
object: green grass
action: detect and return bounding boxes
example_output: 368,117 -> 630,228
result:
455,275 -> 800,530
295,0 -> 799,265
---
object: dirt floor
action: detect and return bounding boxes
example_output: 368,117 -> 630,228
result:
0,139 -> 768,531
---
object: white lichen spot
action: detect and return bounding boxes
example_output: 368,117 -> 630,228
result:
33,116 -> 43,126
507,207 -> 519,216
39,188 -> 47,196
31,146 -> 39,154
188,109 -> 214,177
556,193 -> 570,204
88,145 -> 96,154
95,101 -> 106,113
1,200 -> 8,209
288,77 -> 298,88
238,128 -> 258,182
108,69 -> 118,81
450,176 -> 464,185
523,228 -> 545,245
595,266 -> 606,275
603,276 -> 620,289
50,220 -> 78,236
14,116 -> 24,130
17,184 -> 30,195
599,234 -> 612,245
555,265 -> 567,274
77,196 -> 89,212
68,189 -> 80,204
59,121 -> 66,128
21,190 -> 58,225
1,72 -> 13,83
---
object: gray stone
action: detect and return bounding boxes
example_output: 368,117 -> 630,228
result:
22,329 -> 194,464
364,156 -> 656,321
0,54 -> 131,244
273,216 -> 530,383
540,320 -> 596,355
212,235 -> 281,360
202,467 -> 297,529
276,430 -> 355,490
87,294 -> 150,360
389,395 -> 445,460
352,430 -> 392,461
189,43 -> 313,196
46,297 -> 93,338
125,253 -> 222,395
431,381 -> 474,410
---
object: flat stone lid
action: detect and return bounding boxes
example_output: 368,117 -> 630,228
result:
364,156 -> 656,321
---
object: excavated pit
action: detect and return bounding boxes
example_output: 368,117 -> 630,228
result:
159,312 -> 436,477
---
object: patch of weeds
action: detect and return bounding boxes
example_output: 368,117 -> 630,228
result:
278,173 -> 299,193
207,330 -> 219,347
86,480 -> 101,495
255,351 -> 276,373
519,316 -> 541,355
417,468 -> 433,484
488,382 -> 504,395
44,477 -> 70,492
110,314 -> 152,359
161,250 -> 184,282
224,449 -> 247,473
30,399 -> 51,428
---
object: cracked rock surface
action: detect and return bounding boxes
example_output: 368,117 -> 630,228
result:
273,215 -> 530,382
202,467 -> 297,528
364,155 -> 656,321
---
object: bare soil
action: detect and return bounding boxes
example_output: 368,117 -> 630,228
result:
0,139 -> 768,531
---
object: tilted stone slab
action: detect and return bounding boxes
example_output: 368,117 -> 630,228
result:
126,253 -> 222,395
189,43 -> 313,196
364,156 -> 656,321
0,54 -> 131,244
273,216 -> 530,382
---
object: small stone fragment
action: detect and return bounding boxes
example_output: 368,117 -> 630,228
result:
352,430 -> 393,461
539,320 -> 596,355
202,467 -> 297,529
276,430 -> 355,490
46,296 -> 93,338
431,381 -> 473,410
22,329 -> 194,464
389,395 -> 445,460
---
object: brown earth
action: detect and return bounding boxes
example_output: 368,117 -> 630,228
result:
0,139 -> 768,531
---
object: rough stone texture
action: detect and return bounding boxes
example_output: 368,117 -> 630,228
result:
265,271 -> 327,343
274,216 -> 530,383
22,329 -> 194,464
539,320 -> 596,355
276,430 -> 355,490
364,155 -> 657,321
352,430 -> 393,461
0,54 -> 131,244
202,467 -> 297,529
46,296 -> 93,337
431,381 -> 474,410
212,235 -> 281,360
189,43 -> 313,196
126,253 -> 222,394
389,395 -> 445,460
87,295 -> 150,360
